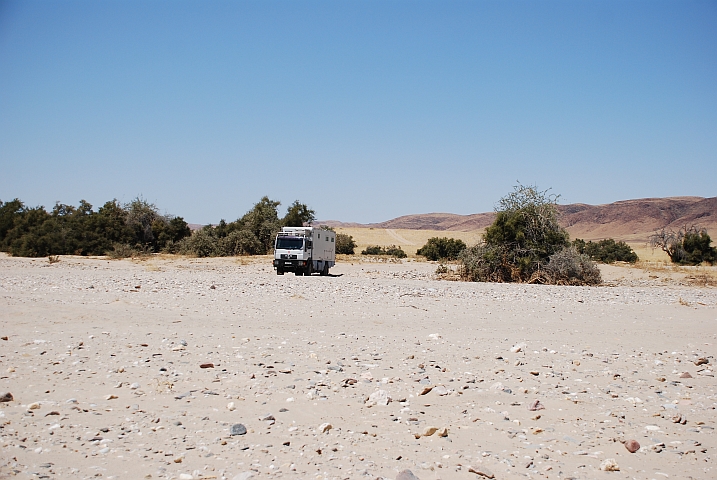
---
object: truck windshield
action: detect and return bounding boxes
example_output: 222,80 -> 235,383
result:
276,237 -> 304,250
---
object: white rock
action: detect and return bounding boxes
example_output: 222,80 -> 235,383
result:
227,402 -> 236,411
433,385 -> 449,396
366,390 -> 391,406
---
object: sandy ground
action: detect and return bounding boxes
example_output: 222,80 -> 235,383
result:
1,254 -> 716,480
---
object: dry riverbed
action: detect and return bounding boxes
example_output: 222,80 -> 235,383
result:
1,254 -> 716,480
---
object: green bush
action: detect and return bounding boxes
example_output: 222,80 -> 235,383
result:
650,226 -> 717,265
681,230 -> 717,265
459,184 -> 599,285
336,233 -> 357,254
176,229 -> 220,258
219,229 -> 262,256
416,237 -> 467,261
572,238 -> 638,263
361,244 -> 407,258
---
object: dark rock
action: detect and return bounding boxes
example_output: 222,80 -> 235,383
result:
680,372 -> 693,378
200,363 -> 215,369
0,392 -> 13,403
230,423 -> 247,436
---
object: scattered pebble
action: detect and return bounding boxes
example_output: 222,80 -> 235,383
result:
624,439 -> 640,453
600,458 -> 620,471
230,423 -> 247,436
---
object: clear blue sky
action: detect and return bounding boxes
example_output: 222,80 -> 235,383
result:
1,1 -> 715,224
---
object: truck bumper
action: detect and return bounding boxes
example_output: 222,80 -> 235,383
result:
273,259 -> 308,271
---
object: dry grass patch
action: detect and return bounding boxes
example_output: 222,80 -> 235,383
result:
631,260 -> 717,287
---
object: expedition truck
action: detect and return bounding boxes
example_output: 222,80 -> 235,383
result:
273,227 -> 335,276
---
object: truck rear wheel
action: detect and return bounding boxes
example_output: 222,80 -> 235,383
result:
295,271 -> 303,276
320,263 -> 329,276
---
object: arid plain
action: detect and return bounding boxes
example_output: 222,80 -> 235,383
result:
1,251 -> 716,480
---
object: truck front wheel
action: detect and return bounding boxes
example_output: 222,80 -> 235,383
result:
277,269 -> 284,275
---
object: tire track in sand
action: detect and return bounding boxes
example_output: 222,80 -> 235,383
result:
385,229 -> 415,245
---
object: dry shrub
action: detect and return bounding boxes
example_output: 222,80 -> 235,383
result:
542,247 -> 602,286
686,273 -> 717,287
107,243 -> 150,259
47,255 -> 60,264
435,263 -> 460,281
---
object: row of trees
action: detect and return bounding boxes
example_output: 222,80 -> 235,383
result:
0,198 -> 191,257
4,189 -> 712,277
0,196 -> 317,258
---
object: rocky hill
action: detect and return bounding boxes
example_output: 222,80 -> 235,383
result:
320,196 -> 716,241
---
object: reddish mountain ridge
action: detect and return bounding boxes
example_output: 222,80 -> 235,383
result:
320,196 -> 716,242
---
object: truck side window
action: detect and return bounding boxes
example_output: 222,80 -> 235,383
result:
331,238 -> 334,242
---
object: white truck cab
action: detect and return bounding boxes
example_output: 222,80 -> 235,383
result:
273,227 -> 335,276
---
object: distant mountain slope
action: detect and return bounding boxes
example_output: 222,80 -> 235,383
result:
559,197 -> 716,241
319,196 -> 716,241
